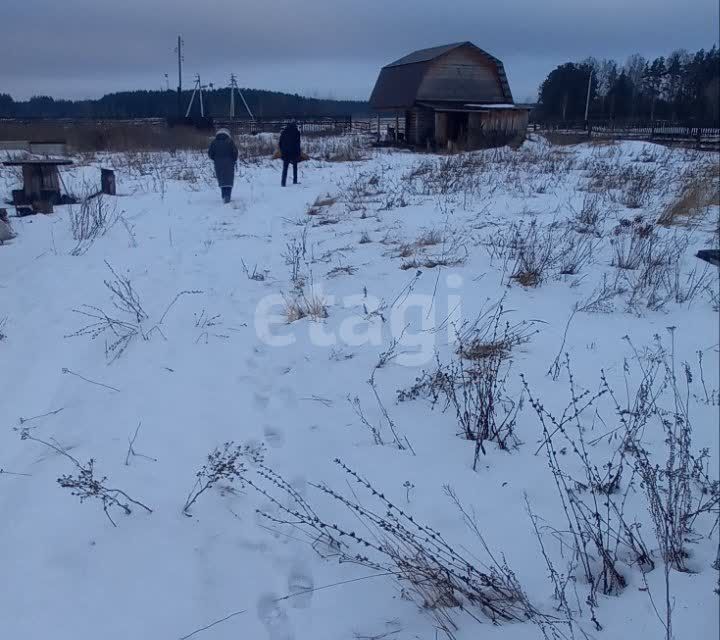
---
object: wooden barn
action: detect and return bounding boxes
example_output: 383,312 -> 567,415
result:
369,42 -> 529,150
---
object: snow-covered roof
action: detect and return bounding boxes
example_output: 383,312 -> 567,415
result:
464,103 -> 524,109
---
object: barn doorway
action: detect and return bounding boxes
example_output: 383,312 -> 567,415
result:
435,111 -> 470,149
446,112 -> 469,144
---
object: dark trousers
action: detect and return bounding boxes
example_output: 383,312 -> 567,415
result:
281,161 -> 298,186
220,186 -> 232,202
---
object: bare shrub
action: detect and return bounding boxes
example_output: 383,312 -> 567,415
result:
396,357 -> 455,406
339,168 -> 385,214
611,235 -> 648,270
415,229 -> 444,246
282,229 -> 308,290
578,272 -> 627,313
446,343 -> 522,468
67,261 -> 149,360
525,336 -> 720,638
183,442 -> 265,515
619,167 -> 657,209
396,243 -> 414,259
570,194 -> 605,234
707,285 -> 720,312
615,334 -> 718,639
358,231 -> 372,244
241,258 -> 266,281
557,232 -> 597,275
380,176 -> 411,210
69,188 -> 119,256
524,363 -> 640,609
623,232 -> 711,312
610,219 -> 654,270
509,220 -> 561,287
399,231 -> 467,271
67,262 -> 200,361
252,460 -> 541,634
348,337 -> 414,451
20,429 -> 152,527
398,306 -> 527,469
457,302 -> 539,362
615,334 -> 719,572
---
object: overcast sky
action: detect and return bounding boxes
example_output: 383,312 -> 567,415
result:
2,0 -> 718,103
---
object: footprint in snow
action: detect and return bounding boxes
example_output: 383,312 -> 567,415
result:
253,392 -> 271,410
278,386 -> 298,409
256,593 -> 295,640
287,564 -> 314,609
263,424 -> 285,449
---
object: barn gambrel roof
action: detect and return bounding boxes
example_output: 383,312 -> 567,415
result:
369,42 -> 514,110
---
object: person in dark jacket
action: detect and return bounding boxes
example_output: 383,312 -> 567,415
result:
208,128 -> 238,203
278,121 -> 302,187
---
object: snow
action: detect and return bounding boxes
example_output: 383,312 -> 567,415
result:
0,135 -> 718,640
464,103 -> 520,109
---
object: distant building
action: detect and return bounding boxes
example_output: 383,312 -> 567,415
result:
369,42 -> 529,149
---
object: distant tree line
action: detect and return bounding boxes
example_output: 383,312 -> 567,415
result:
0,88 -> 371,119
537,46 -> 719,124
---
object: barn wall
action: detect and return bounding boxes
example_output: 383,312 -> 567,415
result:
406,107 -> 435,145
466,109 -> 529,149
417,48 -> 505,103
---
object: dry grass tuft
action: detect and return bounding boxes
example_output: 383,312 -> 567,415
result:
283,291 -> 328,323
397,244 -> 415,258
512,270 -> 542,287
414,229 -> 444,247
658,169 -> 720,226
327,265 -> 357,278
458,339 -> 512,361
308,194 -> 339,215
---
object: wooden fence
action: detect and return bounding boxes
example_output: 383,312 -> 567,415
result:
217,116 -> 406,138
533,120 -> 720,149
214,116 -> 355,136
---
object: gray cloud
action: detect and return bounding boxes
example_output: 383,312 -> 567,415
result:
2,0 -> 718,102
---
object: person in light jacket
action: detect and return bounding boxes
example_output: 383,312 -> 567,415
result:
0,209 -> 15,245
208,128 -> 239,203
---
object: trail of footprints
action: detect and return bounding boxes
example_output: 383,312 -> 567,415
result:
245,346 -> 315,638
256,564 -> 315,640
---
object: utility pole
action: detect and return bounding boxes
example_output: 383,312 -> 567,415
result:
584,69 -> 593,127
175,35 -> 184,117
185,74 -> 205,118
228,74 -> 255,120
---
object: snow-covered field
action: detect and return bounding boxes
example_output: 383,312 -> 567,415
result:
1,135 -> 718,640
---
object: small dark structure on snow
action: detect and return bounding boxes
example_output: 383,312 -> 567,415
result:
370,42 -> 529,150
696,249 -> 720,267
3,158 -> 73,214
